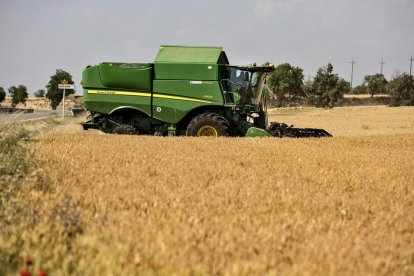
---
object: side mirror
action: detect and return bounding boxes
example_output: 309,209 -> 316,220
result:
244,72 -> 250,82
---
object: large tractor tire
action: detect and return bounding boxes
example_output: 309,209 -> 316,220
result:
186,113 -> 230,137
112,125 -> 138,135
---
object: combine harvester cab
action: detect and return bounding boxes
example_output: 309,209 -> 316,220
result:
82,45 -> 331,138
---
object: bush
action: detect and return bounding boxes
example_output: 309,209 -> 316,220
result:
0,119 -> 67,275
0,124 -> 32,274
306,63 -> 349,108
0,87 -> 6,103
34,89 -> 45,98
387,73 -> 414,106
363,74 -> 388,97
267,63 -> 304,107
352,84 -> 368,95
8,85 -> 28,107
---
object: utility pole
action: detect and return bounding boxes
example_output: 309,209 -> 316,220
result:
410,56 -> 413,97
350,58 -> 355,91
380,58 -> 385,75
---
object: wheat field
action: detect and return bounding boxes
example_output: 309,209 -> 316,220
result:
1,106 -> 414,275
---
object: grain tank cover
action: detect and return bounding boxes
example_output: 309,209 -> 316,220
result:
154,45 -> 229,80
155,45 -> 229,64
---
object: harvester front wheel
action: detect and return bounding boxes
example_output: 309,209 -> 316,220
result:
112,125 -> 138,135
186,113 -> 230,137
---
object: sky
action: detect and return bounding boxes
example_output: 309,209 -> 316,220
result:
0,0 -> 413,95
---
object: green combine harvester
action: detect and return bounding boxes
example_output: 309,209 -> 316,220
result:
82,45 -> 331,137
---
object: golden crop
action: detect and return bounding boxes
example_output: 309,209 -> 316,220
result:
1,106 -> 414,275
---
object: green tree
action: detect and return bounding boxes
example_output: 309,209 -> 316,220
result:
8,85 -> 28,107
267,63 -> 304,107
387,73 -> 414,106
302,78 -> 313,96
46,69 -> 75,110
363,73 -> 388,97
306,63 -> 349,108
352,84 -> 368,94
0,87 -> 5,103
34,89 -> 45,98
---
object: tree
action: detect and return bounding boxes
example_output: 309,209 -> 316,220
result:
46,69 -> 75,110
0,87 -> 5,103
387,73 -> 414,106
267,63 -> 304,107
302,78 -> 313,94
352,84 -> 368,94
363,73 -> 388,97
8,85 -> 28,107
306,63 -> 349,108
34,89 -> 45,98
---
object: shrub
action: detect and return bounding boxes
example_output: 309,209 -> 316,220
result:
387,73 -> 414,106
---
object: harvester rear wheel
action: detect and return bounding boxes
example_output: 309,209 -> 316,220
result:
186,113 -> 230,137
112,125 -> 138,135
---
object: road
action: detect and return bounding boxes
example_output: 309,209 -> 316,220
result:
0,109 -> 59,122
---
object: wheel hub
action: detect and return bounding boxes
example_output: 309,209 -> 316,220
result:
197,125 -> 218,137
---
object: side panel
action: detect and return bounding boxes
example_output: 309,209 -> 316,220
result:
99,63 -> 152,91
152,80 -> 224,123
83,89 -> 152,116
82,66 -> 105,89
82,64 -> 153,91
153,80 -> 223,102
82,64 -> 153,116
154,63 -> 218,80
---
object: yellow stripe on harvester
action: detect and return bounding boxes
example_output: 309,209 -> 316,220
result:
153,93 -> 211,103
88,90 -> 151,97
87,89 -> 212,103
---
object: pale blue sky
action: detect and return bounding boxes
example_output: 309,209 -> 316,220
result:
0,0 -> 413,94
